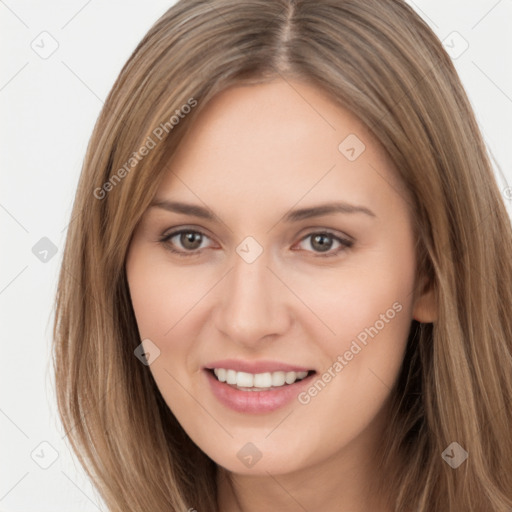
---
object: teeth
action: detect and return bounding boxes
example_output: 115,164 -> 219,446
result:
213,368 -> 309,389
254,372 -> 272,388
236,371 -> 254,387
271,371 -> 286,387
215,368 -> 227,382
285,371 -> 297,384
226,369 -> 237,385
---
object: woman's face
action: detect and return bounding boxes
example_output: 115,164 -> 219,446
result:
126,78 -> 434,477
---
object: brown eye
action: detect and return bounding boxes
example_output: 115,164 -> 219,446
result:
179,231 -> 203,250
160,229 -> 212,256
295,231 -> 353,257
310,233 -> 334,252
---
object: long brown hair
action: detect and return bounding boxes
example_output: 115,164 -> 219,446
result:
52,0 -> 512,510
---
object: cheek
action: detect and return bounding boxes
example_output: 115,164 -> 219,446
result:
287,240 -> 416,354
286,240 -> 415,415
289,240 -> 416,443
126,249 -> 215,343
126,247 -> 215,424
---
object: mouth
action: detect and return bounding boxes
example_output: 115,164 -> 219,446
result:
206,368 -> 315,392
203,361 -> 317,413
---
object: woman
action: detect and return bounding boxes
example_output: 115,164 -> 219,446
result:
53,0 -> 512,510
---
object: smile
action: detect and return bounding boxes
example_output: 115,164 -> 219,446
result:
211,368 -> 310,390
203,360 -> 316,413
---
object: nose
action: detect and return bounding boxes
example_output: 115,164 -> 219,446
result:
212,250 -> 293,348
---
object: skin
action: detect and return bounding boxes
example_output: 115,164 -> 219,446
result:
125,78 -> 436,511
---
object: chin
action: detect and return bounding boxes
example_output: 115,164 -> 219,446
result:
201,439 -> 312,476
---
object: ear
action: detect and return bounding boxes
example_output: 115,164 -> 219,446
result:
412,276 -> 437,323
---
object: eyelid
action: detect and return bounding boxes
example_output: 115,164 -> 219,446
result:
297,227 -> 354,244
160,226 -> 213,242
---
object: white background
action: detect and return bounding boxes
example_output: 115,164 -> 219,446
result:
1,1 -> 511,510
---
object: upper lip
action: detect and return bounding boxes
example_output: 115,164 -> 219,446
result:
204,359 -> 313,374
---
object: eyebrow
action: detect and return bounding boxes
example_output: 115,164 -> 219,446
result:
150,199 -> 376,222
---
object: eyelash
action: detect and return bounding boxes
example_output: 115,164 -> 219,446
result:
158,228 -> 354,258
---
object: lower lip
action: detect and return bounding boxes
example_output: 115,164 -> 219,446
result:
204,370 -> 314,413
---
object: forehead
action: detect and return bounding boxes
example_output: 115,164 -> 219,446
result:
156,79 -> 408,221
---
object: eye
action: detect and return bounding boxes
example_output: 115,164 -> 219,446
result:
159,228 -> 353,258
159,228 -> 214,256
293,231 -> 353,257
